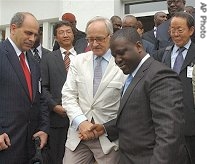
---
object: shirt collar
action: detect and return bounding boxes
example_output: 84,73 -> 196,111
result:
174,39 -> 192,52
60,47 -> 77,56
131,53 -> 150,77
8,37 -> 23,57
94,49 -> 112,62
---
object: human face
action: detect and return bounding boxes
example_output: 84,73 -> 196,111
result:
170,17 -> 194,47
110,38 -> 141,75
10,14 -> 39,52
112,19 -> 122,33
86,21 -> 110,56
155,13 -> 168,26
167,0 -> 185,16
55,25 -> 74,49
122,18 -> 137,29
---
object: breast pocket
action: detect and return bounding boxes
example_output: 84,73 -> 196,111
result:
106,81 -> 123,99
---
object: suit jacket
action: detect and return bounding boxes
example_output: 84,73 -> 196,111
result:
161,43 -> 195,136
74,37 -> 88,54
105,57 -> 188,164
142,39 -> 156,56
142,29 -> 157,46
28,46 -> 51,62
42,47 -> 51,56
156,19 -> 172,49
62,51 -> 126,154
41,49 -> 69,128
0,39 -> 49,163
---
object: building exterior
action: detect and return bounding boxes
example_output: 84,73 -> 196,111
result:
0,0 -> 194,50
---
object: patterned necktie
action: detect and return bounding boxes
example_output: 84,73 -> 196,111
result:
33,48 -> 41,63
64,51 -> 71,72
19,52 -> 33,101
122,74 -> 133,96
93,57 -> 103,96
173,47 -> 186,74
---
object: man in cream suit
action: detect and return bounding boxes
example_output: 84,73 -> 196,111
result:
62,16 -> 125,163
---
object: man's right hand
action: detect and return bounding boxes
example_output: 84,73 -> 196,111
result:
53,105 -> 67,117
79,124 -> 105,141
0,133 -> 11,151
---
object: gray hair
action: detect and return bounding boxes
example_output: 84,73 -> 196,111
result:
85,16 -> 113,35
10,12 -> 36,28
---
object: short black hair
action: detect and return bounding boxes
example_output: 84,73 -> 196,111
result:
53,20 -> 74,36
110,27 -> 142,45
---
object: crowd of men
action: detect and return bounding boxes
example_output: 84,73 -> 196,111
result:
0,0 -> 195,164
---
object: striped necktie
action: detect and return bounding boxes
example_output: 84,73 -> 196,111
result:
33,48 -> 41,63
64,51 -> 71,72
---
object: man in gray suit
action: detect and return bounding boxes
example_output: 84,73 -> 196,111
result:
84,28 -> 190,164
41,21 -> 77,164
159,12 -> 195,164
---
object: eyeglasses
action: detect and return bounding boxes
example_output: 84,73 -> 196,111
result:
86,34 -> 110,44
170,28 -> 186,34
57,30 -> 72,36
167,0 -> 182,5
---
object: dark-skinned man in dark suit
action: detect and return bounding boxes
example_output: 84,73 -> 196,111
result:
81,27 -> 190,164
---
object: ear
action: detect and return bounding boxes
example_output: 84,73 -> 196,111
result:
135,41 -> 143,52
189,26 -> 195,36
10,24 -> 17,34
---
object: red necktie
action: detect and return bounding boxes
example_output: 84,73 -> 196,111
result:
64,51 -> 71,72
20,52 -> 33,101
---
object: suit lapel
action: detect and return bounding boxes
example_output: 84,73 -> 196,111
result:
54,50 -> 67,77
4,39 -> 31,100
93,56 -> 118,102
118,57 -> 153,116
83,53 -> 94,103
180,43 -> 195,73
26,51 -> 38,101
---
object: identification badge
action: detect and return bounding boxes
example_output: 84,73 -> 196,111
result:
187,66 -> 193,78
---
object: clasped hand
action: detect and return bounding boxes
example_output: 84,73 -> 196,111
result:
78,121 -> 105,141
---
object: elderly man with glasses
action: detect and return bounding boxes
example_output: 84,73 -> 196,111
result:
62,16 -> 126,164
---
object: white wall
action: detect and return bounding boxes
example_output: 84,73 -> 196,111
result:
65,0 -> 119,31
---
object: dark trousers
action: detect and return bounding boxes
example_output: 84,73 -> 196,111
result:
185,135 -> 195,164
48,126 -> 68,164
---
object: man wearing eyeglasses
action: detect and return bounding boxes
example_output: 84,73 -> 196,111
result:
62,16 -> 125,164
155,0 -> 194,50
40,21 -> 77,164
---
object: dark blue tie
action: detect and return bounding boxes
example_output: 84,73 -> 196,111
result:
173,47 -> 186,74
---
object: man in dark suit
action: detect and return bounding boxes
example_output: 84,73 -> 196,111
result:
142,11 -> 167,46
28,29 -> 51,63
53,13 -> 86,51
0,12 -> 49,164
74,37 -> 90,54
122,15 -> 155,56
41,21 -> 77,164
156,0 -> 188,49
82,27 -> 190,164
158,12 -> 195,164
